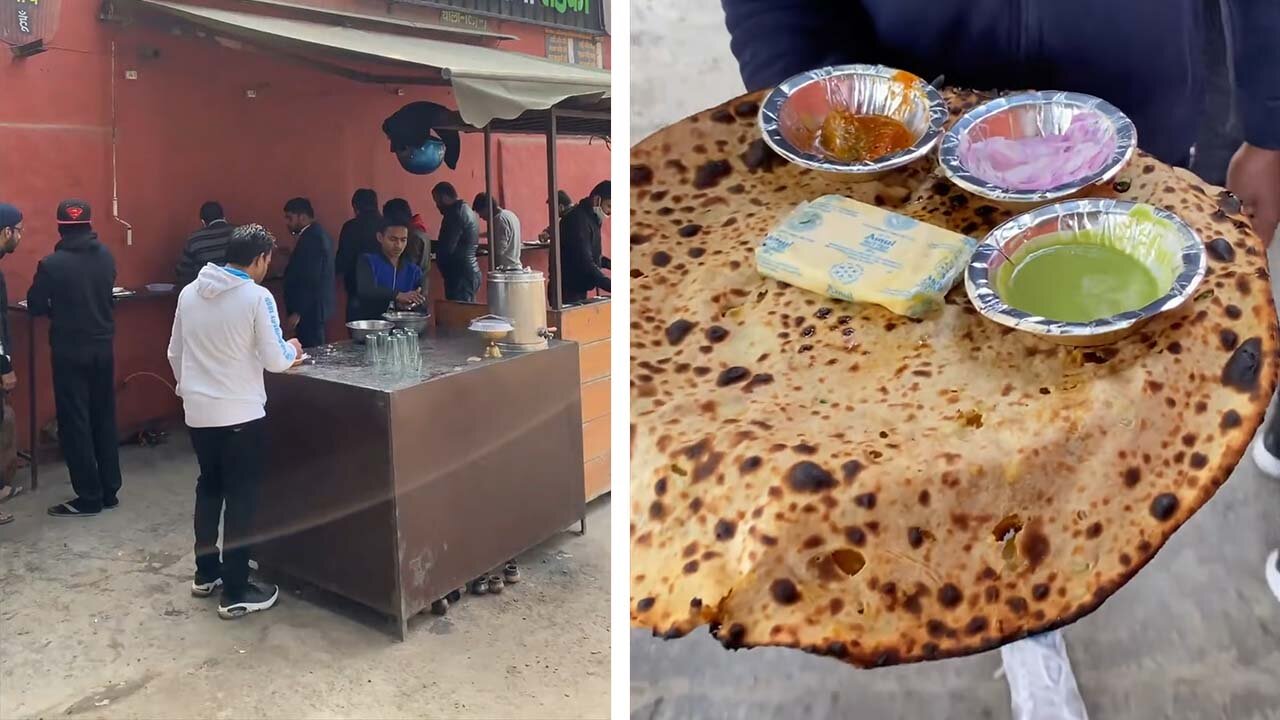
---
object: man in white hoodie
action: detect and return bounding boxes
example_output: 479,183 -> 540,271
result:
168,223 -> 302,619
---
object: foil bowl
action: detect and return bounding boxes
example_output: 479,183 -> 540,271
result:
965,199 -> 1205,347
759,64 -> 948,181
346,319 -> 394,343
383,311 -> 430,336
938,91 -> 1137,209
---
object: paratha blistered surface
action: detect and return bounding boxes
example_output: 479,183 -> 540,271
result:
630,89 -> 1278,667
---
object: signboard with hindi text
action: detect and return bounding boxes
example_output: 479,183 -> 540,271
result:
545,30 -> 601,68
0,0 -> 60,47
397,0 -> 604,34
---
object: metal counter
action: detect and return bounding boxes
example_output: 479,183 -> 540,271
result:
254,332 -> 586,639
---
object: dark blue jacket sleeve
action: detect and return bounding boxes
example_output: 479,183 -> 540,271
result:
721,0 -> 869,91
1227,0 -> 1280,150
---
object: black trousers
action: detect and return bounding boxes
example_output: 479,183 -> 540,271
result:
296,315 -> 326,349
190,420 -> 264,592
441,267 -> 480,303
51,349 -> 122,507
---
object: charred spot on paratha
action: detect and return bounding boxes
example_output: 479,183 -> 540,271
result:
1222,337 -> 1262,391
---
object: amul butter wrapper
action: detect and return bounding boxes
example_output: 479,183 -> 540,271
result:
756,194 -> 977,318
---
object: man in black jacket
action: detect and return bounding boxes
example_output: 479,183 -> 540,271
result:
334,189 -> 382,322
559,181 -> 611,304
0,203 -> 21,524
430,183 -> 481,302
720,0 -> 1280,240
29,200 -> 123,517
282,197 -> 335,348
174,201 -> 234,287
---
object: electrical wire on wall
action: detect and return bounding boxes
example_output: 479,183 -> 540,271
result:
120,371 -> 175,394
110,40 -> 135,246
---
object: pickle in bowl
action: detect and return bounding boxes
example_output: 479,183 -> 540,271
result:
759,64 -> 948,180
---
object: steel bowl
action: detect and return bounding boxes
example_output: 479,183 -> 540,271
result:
383,311 -> 430,335
759,64 -> 948,181
965,199 -> 1205,347
346,319 -> 394,343
938,91 -> 1137,209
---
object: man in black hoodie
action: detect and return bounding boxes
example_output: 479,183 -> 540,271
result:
559,181 -> 611,304
334,189 -> 382,323
28,200 -> 122,517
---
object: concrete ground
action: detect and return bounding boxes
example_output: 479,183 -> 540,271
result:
0,441 -> 610,720
630,3 -> 1280,719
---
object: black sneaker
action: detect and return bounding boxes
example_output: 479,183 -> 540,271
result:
47,498 -> 101,517
191,572 -> 223,598
217,582 -> 279,619
103,496 -> 119,510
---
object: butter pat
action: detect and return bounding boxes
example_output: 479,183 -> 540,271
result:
756,195 -> 977,318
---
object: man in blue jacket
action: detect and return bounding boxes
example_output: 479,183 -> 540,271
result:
353,218 -> 425,321
282,197 -> 335,348
720,0 -> 1280,242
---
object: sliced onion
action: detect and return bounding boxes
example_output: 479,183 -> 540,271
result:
960,113 -> 1114,191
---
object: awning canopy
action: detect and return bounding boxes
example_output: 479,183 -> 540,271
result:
135,0 -> 611,128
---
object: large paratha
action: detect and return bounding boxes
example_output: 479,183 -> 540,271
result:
629,89 -> 1278,667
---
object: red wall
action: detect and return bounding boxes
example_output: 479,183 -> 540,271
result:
0,1 -> 610,444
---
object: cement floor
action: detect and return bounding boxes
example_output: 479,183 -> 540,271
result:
631,4 -> 1280,719
0,441 -> 610,720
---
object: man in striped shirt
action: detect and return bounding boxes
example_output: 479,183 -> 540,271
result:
175,201 -> 234,287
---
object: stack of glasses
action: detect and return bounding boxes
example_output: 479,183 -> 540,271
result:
364,329 -> 423,375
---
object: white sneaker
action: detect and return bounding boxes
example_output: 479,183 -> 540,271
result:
1250,435 -> 1280,479
1266,550 -> 1280,604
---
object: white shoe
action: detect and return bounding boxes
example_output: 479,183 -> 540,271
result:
1266,550 -> 1280,604
1250,435 -> 1280,479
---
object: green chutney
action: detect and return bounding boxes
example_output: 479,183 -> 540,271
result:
998,242 -> 1163,322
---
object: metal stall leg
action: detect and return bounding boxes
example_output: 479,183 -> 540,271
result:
577,513 -> 586,536
546,110 -> 562,312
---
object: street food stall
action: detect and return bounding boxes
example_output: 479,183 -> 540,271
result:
629,68 -> 1277,666
255,332 -> 584,640
90,0 -> 611,635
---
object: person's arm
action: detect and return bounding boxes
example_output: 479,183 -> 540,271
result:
26,260 -> 52,317
600,255 -> 611,270
0,274 -> 12,383
437,212 -> 462,259
174,235 -> 200,286
721,0 -> 870,91
253,290 -> 300,373
495,216 -> 516,268
356,256 -> 398,311
1228,0 -> 1280,151
334,221 -> 357,280
564,216 -> 610,291
167,296 -> 184,393
1225,0 -> 1280,243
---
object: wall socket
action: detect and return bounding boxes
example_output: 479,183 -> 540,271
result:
124,70 -> 138,80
